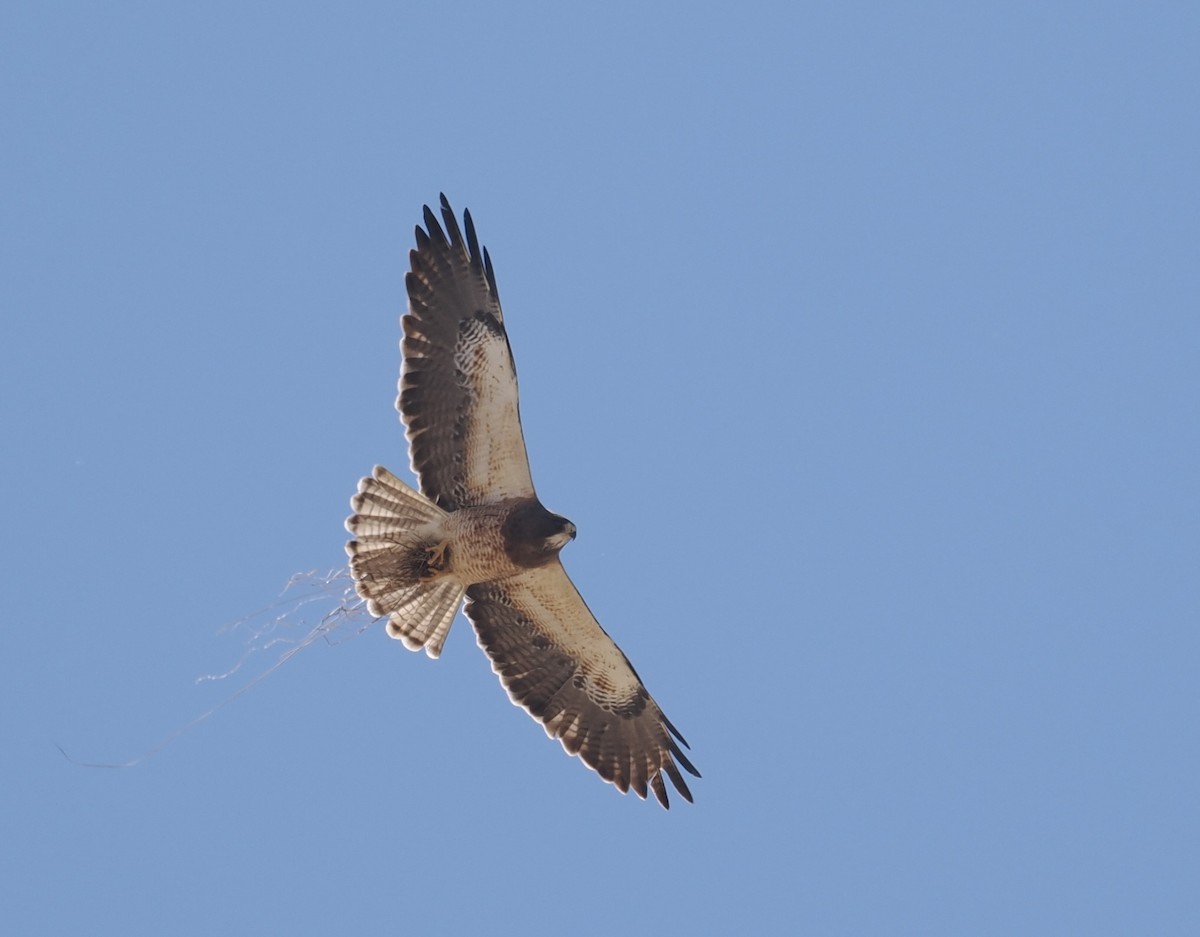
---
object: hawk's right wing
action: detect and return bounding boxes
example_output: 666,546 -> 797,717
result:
399,195 -> 536,511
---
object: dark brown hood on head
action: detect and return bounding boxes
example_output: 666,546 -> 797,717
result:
502,498 -> 576,568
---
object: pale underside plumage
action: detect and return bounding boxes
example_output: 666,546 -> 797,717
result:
345,195 -> 699,807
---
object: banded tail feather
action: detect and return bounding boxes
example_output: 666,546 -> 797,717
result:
345,466 -> 465,658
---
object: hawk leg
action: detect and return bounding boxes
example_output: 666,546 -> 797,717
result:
418,540 -> 452,579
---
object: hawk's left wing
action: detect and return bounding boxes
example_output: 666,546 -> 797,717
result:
465,563 -> 700,808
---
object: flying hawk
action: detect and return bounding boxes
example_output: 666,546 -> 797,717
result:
345,195 -> 699,808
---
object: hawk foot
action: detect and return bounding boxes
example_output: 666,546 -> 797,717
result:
419,541 -> 451,579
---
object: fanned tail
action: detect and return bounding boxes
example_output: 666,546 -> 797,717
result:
345,465 -> 465,658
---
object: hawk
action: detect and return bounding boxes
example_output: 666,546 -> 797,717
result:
345,196 -> 699,808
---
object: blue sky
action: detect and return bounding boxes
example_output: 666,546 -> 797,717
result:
3,2 -> 1197,934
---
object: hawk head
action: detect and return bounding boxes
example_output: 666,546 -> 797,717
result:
543,514 -> 577,552
503,499 -> 577,568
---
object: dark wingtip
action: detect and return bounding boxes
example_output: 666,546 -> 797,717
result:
421,203 -> 447,247
667,734 -> 701,779
663,713 -> 693,750
463,208 -> 483,272
413,225 -> 431,256
419,195 -> 496,296
483,246 -> 499,298
663,759 -> 695,804
651,772 -> 670,809
437,195 -> 465,249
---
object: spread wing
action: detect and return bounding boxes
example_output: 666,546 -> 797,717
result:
465,564 -> 700,808
399,194 -> 535,511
